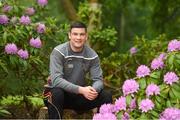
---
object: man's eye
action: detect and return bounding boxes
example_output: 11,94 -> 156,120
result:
72,33 -> 78,35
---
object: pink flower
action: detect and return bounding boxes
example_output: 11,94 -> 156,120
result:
130,99 -> 136,110
121,112 -> 130,120
122,79 -> 139,96
5,43 -> 18,54
164,72 -> 179,85
17,49 -> 29,59
19,15 -> 31,25
0,15 -> 9,25
37,0 -> 48,6
29,37 -> 42,48
130,47 -> 137,54
36,23 -> 46,33
159,107 -> 180,120
158,53 -> 167,60
2,5 -> 12,12
139,98 -> 154,112
168,39 -> 180,52
25,7 -> 35,15
151,58 -> 164,70
93,113 -> 117,120
99,103 -> 114,114
136,65 -> 151,78
146,83 -> 160,97
114,96 -> 126,112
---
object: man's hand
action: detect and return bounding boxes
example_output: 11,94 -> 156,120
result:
78,86 -> 98,100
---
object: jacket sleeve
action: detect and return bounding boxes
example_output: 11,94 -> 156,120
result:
90,57 -> 104,93
49,49 -> 80,94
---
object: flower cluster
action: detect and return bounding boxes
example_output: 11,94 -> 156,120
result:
158,53 -> 167,60
114,96 -> 126,111
136,65 -> 151,78
5,43 -> 29,59
99,103 -> 114,114
94,39 -> 180,119
130,47 -> 137,55
163,72 -> 179,85
146,83 -> 160,97
159,108 -> 180,120
25,7 -> 35,16
93,103 -> 117,120
139,98 -> 154,112
168,39 -> 180,52
121,112 -> 130,120
0,15 -> 9,25
20,15 -> 31,25
93,113 -> 117,120
5,43 -> 18,54
17,49 -> 29,59
36,23 -> 46,33
2,5 -> 12,13
122,79 -> 139,96
3,1 -> 47,60
29,37 -> 42,48
37,0 -> 48,6
5,37 -> 43,59
151,58 -> 164,70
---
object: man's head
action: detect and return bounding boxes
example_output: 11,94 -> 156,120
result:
68,21 -> 88,52
69,21 -> 87,32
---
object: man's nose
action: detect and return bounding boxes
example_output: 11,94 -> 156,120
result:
76,34 -> 81,39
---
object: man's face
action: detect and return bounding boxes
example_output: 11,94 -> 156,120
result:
68,28 -> 87,52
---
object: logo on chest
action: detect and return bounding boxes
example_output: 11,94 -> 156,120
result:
67,64 -> 74,68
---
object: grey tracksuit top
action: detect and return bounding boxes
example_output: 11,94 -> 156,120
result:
49,42 -> 104,94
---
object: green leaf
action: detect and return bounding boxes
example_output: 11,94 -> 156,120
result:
171,82 -> 180,92
171,87 -> 180,99
169,88 -> 176,99
166,100 -> 172,107
126,95 -> 132,106
167,54 -> 174,69
155,96 -> 162,103
0,60 -> 8,73
150,110 -> 159,118
139,78 -> 147,89
160,86 -> 169,98
159,84 -> 166,91
155,98 -> 162,109
150,71 -> 161,79
139,113 -> 148,119
116,111 -> 123,120
0,109 -> 11,116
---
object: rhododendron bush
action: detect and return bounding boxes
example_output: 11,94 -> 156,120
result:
0,0 -> 68,96
93,39 -> 180,119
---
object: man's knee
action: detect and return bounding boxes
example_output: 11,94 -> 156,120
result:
100,90 -> 113,103
51,87 -> 64,101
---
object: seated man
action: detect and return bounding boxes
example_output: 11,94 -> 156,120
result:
46,21 -> 112,119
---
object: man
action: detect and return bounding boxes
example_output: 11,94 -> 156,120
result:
47,21 -> 112,119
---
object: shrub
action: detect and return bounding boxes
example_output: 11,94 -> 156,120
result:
93,39 -> 180,119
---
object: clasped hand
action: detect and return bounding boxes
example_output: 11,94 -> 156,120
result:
78,86 -> 98,101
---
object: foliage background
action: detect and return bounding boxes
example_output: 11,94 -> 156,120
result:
0,0 -> 179,119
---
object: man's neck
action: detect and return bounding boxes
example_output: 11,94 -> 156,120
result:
69,42 -> 83,53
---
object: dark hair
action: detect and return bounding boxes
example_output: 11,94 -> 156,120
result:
70,21 -> 87,32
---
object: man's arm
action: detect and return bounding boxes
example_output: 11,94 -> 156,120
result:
90,57 -> 104,93
50,49 -> 80,94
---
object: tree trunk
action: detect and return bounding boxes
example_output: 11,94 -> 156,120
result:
87,0 -> 101,46
59,0 -> 78,21
120,12 -> 125,47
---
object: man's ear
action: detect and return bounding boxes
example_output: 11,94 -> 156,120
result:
68,32 -> 71,40
86,34 -> 88,40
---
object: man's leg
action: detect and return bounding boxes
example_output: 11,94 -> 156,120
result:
47,87 -> 64,119
64,89 -> 112,112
